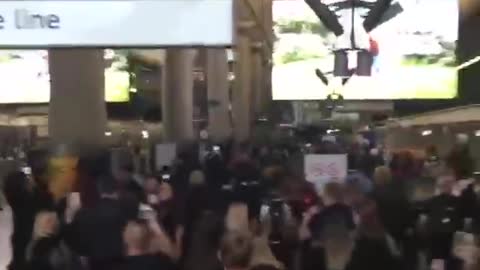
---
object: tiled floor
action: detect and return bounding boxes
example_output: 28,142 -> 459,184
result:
0,207 -> 12,269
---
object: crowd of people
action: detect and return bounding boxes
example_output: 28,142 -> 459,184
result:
3,137 -> 480,270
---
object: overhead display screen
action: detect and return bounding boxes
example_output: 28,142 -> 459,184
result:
272,0 -> 458,100
0,50 -> 130,103
0,0 -> 233,47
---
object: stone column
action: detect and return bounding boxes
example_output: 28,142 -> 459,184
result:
246,0 -> 274,120
205,49 -> 232,142
48,49 -> 107,146
251,47 -> 264,118
162,49 -> 195,142
263,0 -> 274,115
232,32 -> 253,142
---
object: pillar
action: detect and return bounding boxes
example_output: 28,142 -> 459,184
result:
461,0 -> 479,17
162,49 -> 195,142
262,0 -> 274,115
248,0 -> 274,121
251,47 -> 264,118
232,31 -> 253,142
48,49 -> 107,146
205,49 -> 232,142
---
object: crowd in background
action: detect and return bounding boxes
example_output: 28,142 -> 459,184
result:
3,135 -> 480,270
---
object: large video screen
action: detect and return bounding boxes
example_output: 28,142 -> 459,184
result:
272,0 -> 458,100
0,50 -> 130,103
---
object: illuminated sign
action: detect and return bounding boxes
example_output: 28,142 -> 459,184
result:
0,0 -> 233,47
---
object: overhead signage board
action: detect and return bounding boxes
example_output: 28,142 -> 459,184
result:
0,0 -> 233,47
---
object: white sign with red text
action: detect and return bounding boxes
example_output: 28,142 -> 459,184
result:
305,154 -> 347,188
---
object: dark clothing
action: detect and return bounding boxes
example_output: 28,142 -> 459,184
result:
426,194 -> 463,233
66,197 -> 130,270
446,257 -> 464,270
459,183 -> 477,222
120,254 -> 175,270
300,241 -> 326,270
118,194 -> 141,222
429,233 -> 455,261
25,236 -> 77,270
364,154 -> 384,178
346,236 -> 401,270
155,200 -> 182,241
126,180 -> 144,201
5,172 -> 68,270
371,182 -> 413,245
9,232 -> 32,270
115,178 -> 143,222
204,154 -> 229,190
89,259 -> 123,270
31,186 -> 56,213
426,193 -> 463,260
119,179 -> 144,208
182,211 -> 223,270
309,203 -> 355,242
171,155 -> 201,201
181,187 -> 224,266
4,173 -> 35,270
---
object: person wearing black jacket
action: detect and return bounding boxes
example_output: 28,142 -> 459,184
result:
370,167 -> 413,252
457,179 -> 477,232
25,211 -> 78,270
4,171 -> 36,270
425,176 -> 463,264
66,177 -> 134,270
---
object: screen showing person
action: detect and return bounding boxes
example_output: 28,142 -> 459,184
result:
272,0 -> 458,100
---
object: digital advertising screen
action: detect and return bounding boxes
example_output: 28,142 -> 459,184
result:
272,0 -> 458,100
0,0 -> 233,47
0,50 -> 130,103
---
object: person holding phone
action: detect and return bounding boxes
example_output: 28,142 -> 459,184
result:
143,178 -> 184,261
66,176 -> 132,270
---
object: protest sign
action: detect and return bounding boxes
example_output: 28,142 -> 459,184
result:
305,154 -> 347,190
